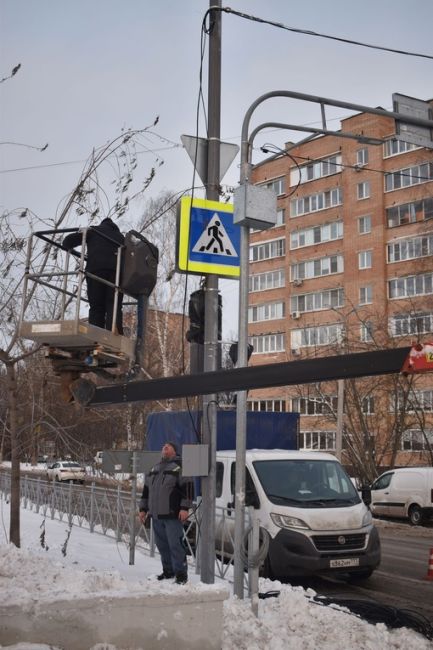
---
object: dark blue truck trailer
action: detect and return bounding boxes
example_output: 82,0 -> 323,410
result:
145,409 -> 299,452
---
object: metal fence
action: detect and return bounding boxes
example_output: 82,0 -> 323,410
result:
0,472 -> 251,588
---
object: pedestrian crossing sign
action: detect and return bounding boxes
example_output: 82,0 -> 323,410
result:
177,197 -> 240,278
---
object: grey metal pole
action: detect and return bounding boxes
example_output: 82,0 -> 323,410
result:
233,129 -> 251,597
129,451 -> 138,565
200,0 -> 222,585
336,379 -> 345,461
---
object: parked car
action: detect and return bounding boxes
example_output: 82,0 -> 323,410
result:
370,467 -> 433,525
46,461 -> 86,483
94,451 -> 103,466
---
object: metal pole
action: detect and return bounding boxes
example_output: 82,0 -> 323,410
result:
90,481 -> 95,533
233,114 -> 253,599
200,0 -> 221,585
129,452 -> 138,565
336,379 -> 345,461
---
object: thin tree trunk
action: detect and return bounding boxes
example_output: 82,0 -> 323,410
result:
7,362 -> 20,547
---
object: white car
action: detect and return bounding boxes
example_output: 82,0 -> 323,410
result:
46,461 -> 86,483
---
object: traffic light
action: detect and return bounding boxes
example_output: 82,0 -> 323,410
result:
186,289 -> 222,344
121,231 -> 159,298
229,342 -> 254,366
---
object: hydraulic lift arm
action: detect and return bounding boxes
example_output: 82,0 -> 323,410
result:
81,346 -> 413,407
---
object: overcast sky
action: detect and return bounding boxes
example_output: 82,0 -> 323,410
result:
1,0 -> 433,333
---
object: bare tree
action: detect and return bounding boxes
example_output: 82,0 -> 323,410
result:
0,122 -> 161,546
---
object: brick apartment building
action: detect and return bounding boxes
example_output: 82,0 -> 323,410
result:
247,103 -> 433,475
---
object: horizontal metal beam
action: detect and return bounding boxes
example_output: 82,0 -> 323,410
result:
89,347 -> 411,406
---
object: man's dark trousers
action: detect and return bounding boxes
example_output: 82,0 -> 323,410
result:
152,518 -> 187,576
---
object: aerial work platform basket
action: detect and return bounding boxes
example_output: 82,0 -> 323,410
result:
18,227 -> 158,401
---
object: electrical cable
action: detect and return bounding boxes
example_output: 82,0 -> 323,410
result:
206,6 -> 433,61
311,595 -> 433,641
240,525 -> 270,568
255,589 -> 433,641
261,143 -> 433,185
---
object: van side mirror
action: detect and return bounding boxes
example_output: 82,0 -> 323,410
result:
361,486 -> 372,507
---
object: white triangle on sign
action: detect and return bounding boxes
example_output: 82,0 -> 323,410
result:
192,213 -> 238,257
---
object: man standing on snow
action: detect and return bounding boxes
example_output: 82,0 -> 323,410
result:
139,441 -> 193,584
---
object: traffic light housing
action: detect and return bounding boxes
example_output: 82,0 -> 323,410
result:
229,342 -> 254,366
186,289 -> 222,345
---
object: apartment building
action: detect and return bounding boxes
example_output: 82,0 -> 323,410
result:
248,104 -> 433,474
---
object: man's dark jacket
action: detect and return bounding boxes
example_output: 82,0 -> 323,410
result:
63,218 -> 124,273
139,456 -> 193,519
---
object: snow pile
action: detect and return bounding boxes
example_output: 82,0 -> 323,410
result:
0,504 -> 430,649
222,579 -> 429,650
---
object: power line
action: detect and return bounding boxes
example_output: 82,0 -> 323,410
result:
0,144 -> 180,175
210,6 -> 433,61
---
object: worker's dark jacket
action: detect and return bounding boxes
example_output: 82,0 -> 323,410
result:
139,456 -> 193,519
62,218 -> 124,273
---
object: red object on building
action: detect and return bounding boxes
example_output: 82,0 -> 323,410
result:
401,342 -> 433,374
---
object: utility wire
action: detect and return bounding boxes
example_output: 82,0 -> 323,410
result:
208,6 -> 433,61
261,144 -> 433,184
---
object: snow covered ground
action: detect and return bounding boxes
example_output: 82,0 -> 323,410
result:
0,495 -> 431,650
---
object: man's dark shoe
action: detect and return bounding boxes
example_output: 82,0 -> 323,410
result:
157,570 -> 174,581
175,571 -> 188,585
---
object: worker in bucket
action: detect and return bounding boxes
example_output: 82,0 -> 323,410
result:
63,217 -> 124,334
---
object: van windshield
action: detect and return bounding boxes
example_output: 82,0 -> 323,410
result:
252,459 -> 360,508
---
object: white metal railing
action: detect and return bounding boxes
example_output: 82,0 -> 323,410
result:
0,472 -> 254,588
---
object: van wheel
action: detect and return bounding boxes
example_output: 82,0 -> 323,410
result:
409,504 -> 423,526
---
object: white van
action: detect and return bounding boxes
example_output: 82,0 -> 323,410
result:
370,467 -> 433,525
215,449 -> 380,581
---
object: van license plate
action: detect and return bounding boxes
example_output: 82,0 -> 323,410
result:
329,558 -> 360,568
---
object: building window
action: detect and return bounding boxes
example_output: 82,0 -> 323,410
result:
359,285 -> 372,305
385,162 -> 433,192
358,250 -> 372,269
358,215 -> 371,234
360,321 -> 374,342
290,220 -> 343,249
387,198 -> 433,228
390,312 -> 433,337
292,396 -> 338,415
290,154 -> 342,186
247,399 -> 286,412
260,177 -> 285,196
248,301 -> 285,323
291,323 -> 343,348
250,238 -> 285,262
401,429 -> 433,451
290,187 -> 342,217
276,208 -> 285,226
362,396 -> 375,414
250,333 -> 285,354
299,431 -> 336,451
357,181 -> 370,200
249,269 -> 285,292
387,234 -> 433,263
389,272 -> 433,298
394,390 -> 433,413
383,138 -> 419,158
357,148 -> 369,167
291,254 -> 344,281
291,288 -> 344,313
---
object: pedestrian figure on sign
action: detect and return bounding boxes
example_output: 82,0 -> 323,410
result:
203,219 -> 224,253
